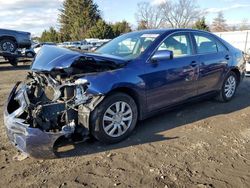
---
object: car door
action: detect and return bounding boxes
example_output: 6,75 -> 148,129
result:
191,32 -> 229,94
143,32 -> 199,112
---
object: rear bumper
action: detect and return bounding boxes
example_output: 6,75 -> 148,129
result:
4,83 -> 63,159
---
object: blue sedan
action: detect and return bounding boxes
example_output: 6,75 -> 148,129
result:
4,29 -> 245,158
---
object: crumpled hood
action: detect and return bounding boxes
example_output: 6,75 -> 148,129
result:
31,46 -> 126,72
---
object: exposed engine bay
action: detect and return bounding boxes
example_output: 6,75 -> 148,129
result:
24,72 -> 97,135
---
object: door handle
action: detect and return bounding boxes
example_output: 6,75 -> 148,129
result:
190,61 -> 198,67
225,55 -> 230,60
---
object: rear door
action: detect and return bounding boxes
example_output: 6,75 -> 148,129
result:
191,32 -> 230,94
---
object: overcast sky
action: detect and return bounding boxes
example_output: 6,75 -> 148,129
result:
0,0 -> 249,36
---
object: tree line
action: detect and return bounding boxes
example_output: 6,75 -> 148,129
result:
39,0 -> 250,43
40,0 -> 131,42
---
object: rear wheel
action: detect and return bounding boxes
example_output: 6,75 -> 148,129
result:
216,71 -> 238,102
90,93 -> 138,144
0,39 -> 17,52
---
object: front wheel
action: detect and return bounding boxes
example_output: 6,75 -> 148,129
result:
90,93 -> 138,144
0,39 -> 17,52
216,71 -> 238,102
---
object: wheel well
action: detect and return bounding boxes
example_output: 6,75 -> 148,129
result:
107,87 -> 142,119
230,68 -> 241,85
0,36 -> 17,44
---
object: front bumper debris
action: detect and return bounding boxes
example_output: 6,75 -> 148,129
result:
4,83 -> 66,158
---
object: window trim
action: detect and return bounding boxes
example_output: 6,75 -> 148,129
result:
146,30 -> 230,63
191,32 -> 229,55
147,31 -> 196,63
215,38 -> 229,52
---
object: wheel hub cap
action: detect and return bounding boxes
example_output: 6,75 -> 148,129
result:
2,42 -> 14,52
224,75 -> 236,98
103,101 -> 133,138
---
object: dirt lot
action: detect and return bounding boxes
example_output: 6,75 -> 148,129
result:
0,59 -> 249,188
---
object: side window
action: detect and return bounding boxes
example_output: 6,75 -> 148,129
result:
157,33 -> 192,57
194,34 -> 217,54
216,41 -> 227,52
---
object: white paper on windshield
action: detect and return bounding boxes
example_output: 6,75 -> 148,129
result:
141,34 -> 159,38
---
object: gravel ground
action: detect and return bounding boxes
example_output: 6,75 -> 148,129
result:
0,59 -> 249,188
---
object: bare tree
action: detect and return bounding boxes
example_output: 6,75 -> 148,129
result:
240,18 -> 249,31
211,12 -> 228,32
160,0 -> 203,28
135,2 -> 165,29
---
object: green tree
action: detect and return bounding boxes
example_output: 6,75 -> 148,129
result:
193,17 -> 210,31
87,20 -> 114,39
58,0 -> 101,41
40,27 -> 60,42
111,21 -> 132,37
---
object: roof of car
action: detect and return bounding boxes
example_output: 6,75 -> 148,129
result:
132,28 -> 209,35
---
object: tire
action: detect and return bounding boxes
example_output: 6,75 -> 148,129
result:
90,92 -> 138,144
7,57 -> 18,66
0,39 -> 17,52
216,71 -> 238,102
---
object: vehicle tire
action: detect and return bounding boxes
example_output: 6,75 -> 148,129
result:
7,57 -> 18,66
216,71 -> 238,102
90,92 -> 138,144
0,39 -> 17,52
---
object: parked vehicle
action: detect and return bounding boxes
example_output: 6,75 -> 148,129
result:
4,29 -> 245,158
71,41 -> 82,49
32,42 -> 56,54
18,48 -> 35,58
90,41 -> 110,51
18,42 -> 56,58
0,28 -> 31,52
70,40 -> 90,50
61,41 -> 74,48
79,42 -> 93,50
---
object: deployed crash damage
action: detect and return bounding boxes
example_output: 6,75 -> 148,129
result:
4,46 -> 125,158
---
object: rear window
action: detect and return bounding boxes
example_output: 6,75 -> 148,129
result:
194,34 -> 217,54
194,33 -> 228,54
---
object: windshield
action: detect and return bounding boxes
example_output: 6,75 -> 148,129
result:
96,32 -> 161,60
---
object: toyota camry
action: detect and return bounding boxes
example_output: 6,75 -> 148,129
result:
4,29 -> 245,158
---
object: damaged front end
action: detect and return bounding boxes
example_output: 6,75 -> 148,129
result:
3,46 -> 125,158
4,73 -> 103,158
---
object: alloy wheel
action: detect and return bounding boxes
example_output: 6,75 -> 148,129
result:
2,41 -> 15,52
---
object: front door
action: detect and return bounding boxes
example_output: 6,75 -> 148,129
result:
143,32 -> 199,112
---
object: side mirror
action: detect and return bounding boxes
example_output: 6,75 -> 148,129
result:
151,50 -> 173,62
